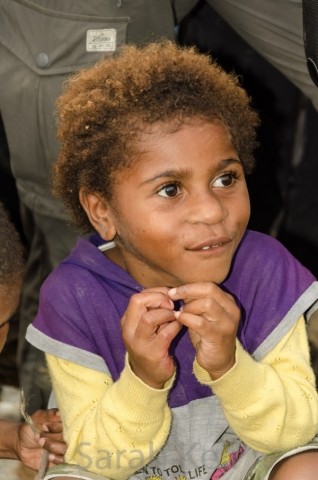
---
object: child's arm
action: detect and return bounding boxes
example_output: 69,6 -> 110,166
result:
169,283 -> 318,453
47,354 -> 173,480
46,288 -> 182,480
195,317 -> 318,452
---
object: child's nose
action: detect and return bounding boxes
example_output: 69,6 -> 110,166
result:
187,190 -> 226,225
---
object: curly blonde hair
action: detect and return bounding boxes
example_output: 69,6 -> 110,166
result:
53,41 -> 259,232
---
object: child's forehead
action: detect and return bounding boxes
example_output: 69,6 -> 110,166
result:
138,116 -> 225,135
139,118 -> 230,150
126,117 -> 229,153
114,119 -> 235,180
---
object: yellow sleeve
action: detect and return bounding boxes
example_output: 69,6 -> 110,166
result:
46,353 -> 173,479
194,316 -> 318,453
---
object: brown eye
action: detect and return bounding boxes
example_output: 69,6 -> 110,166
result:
157,183 -> 181,198
212,172 -> 238,188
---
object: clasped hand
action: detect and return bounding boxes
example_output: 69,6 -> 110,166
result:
17,408 -> 66,470
121,283 -> 240,388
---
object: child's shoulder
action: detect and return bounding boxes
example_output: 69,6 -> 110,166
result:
40,234 -> 139,301
227,229 -> 316,295
241,229 -> 289,254
237,229 -> 306,271
40,236 -> 107,295
227,230 -> 318,356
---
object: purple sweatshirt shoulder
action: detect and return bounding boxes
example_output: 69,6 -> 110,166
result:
224,230 -> 317,354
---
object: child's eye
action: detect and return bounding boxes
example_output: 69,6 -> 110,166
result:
157,182 -> 181,198
212,171 -> 238,188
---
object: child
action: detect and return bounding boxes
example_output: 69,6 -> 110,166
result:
0,201 -> 66,470
26,41 -> 318,480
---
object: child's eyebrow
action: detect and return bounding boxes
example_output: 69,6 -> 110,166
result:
141,169 -> 190,185
141,158 -> 241,185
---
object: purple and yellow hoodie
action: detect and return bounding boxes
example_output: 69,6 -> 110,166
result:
27,230 -> 318,480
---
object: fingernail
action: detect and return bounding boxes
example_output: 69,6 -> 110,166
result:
38,437 -> 46,447
42,424 -> 49,432
174,311 -> 181,319
168,288 -> 177,297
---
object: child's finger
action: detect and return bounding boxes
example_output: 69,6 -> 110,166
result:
41,421 -> 63,434
38,436 -> 67,456
181,297 -> 239,324
121,291 -> 175,339
131,307 -> 177,340
175,310 -> 209,331
48,453 -> 65,465
155,317 -> 183,344
176,308 -> 237,338
181,297 -> 225,318
122,291 -> 174,326
168,283 -> 236,310
30,408 -> 61,429
168,282 -> 222,302
142,286 -> 170,296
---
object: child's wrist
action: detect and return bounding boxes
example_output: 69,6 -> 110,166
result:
129,363 -> 174,389
205,357 -> 236,380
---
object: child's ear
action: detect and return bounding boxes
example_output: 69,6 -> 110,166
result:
79,190 -> 116,241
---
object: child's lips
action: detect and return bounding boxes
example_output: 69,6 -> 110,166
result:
187,236 -> 232,252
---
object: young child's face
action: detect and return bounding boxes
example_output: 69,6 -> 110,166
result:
103,121 -> 250,287
0,284 -> 20,352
